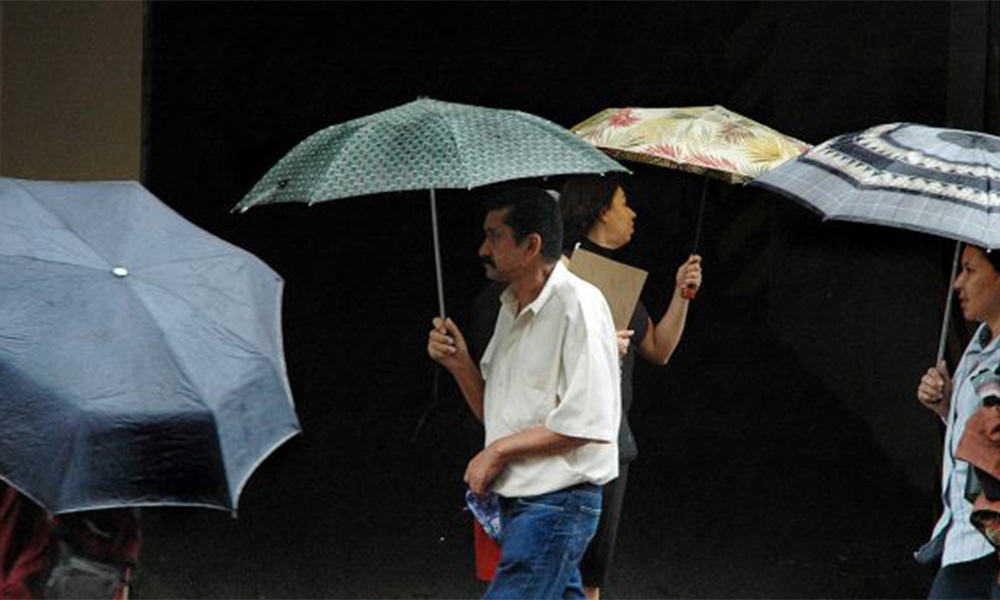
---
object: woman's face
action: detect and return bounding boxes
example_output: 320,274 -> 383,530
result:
955,245 -> 1000,325
597,186 -> 637,249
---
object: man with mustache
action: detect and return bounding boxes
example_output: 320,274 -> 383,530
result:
428,185 -> 621,599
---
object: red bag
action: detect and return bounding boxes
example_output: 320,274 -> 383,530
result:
473,521 -> 501,582
0,483 -> 51,598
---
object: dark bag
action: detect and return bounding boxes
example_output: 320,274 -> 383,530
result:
42,540 -> 125,599
41,511 -> 138,599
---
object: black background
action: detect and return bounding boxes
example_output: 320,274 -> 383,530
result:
136,2 -> 998,597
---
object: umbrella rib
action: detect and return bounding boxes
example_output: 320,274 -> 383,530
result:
515,115 -> 616,181
112,287 -> 237,507
119,283 -> 213,408
986,156 -> 998,247
129,269 -> 298,511
53,500 -> 234,515
0,254 -> 110,273
426,103 -> 473,185
9,179 -> 110,267
124,275 -> 298,513
0,469 -> 54,516
230,427 -> 301,515
137,251 -> 251,271
132,275 -> 274,367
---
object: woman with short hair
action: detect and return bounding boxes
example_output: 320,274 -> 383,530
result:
559,174 -> 702,600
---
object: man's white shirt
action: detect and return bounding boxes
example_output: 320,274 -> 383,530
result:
480,261 -> 621,498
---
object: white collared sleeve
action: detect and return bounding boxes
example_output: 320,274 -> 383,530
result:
545,290 -> 621,442
479,333 -> 497,380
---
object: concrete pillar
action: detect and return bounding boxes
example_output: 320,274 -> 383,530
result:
0,1 -> 143,180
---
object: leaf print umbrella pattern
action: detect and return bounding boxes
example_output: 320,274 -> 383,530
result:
572,105 -> 811,298
572,105 -> 811,184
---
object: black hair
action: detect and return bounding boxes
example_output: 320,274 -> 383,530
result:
483,185 -> 563,263
558,174 -> 623,253
965,244 -> 1000,275
985,247 -> 1000,275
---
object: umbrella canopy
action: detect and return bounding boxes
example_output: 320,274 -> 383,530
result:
0,178 -> 300,514
750,122 -> 1000,365
571,105 -> 810,184
233,97 -> 627,211
750,122 -> 1000,249
232,97 -> 626,316
572,104 -> 810,299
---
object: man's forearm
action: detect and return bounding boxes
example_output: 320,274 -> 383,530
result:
450,361 -> 485,422
489,426 -> 590,462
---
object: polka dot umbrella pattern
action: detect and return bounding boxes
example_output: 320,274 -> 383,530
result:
233,98 -> 628,316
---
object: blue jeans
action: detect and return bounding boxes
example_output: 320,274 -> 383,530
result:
484,483 -> 602,600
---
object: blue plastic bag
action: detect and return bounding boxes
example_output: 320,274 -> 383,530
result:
464,489 -> 502,541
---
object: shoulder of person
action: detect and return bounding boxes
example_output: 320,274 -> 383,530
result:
553,270 -> 614,332
555,268 -> 605,308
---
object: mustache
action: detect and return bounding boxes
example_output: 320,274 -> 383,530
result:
481,256 -> 496,268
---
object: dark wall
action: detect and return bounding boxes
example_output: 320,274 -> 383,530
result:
138,2 -> 992,597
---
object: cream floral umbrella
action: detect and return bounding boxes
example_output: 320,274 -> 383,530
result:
572,105 -> 810,298
571,105 -> 810,184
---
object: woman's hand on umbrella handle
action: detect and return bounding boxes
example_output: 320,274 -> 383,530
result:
917,360 -> 952,419
677,255 -> 703,300
428,317 -> 471,371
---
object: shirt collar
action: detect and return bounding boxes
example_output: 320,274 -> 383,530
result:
499,261 -> 566,317
976,323 -> 993,348
973,323 -> 999,353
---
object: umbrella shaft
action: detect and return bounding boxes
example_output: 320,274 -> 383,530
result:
430,189 -> 446,318
690,177 -> 710,255
936,240 -> 962,366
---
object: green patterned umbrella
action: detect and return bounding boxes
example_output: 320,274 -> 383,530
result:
233,98 -> 626,316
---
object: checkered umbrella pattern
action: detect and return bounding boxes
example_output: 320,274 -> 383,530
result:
233,98 -> 627,212
750,122 -> 1000,249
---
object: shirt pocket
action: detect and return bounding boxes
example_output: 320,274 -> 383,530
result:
503,380 -> 556,431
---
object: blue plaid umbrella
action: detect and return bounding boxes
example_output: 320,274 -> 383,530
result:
233,98 -> 627,317
751,122 -> 1000,248
751,122 -> 1000,362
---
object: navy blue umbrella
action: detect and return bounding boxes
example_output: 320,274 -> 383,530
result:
0,178 -> 300,514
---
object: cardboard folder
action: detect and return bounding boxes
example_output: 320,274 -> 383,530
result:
567,247 -> 648,330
